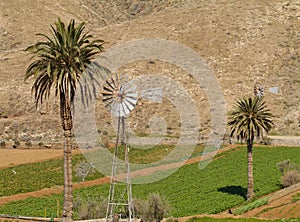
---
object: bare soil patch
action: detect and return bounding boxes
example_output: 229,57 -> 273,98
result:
0,148 -> 81,169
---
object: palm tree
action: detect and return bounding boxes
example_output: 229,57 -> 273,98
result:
25,18 -> 104,222
228,96 -> 273,200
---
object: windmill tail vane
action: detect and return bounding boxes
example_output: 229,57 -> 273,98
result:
254,85 -> 278,97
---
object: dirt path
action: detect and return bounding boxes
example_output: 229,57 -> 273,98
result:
0,149 -> 81,169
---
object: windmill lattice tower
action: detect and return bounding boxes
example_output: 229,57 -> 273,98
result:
102,74 -> 137,222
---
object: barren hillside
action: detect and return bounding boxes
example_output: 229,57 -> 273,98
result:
0,0 -> 299,148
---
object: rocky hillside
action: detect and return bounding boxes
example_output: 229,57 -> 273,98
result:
0,0 -> 299,148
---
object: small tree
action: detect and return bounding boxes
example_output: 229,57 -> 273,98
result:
76,161 -> 95,182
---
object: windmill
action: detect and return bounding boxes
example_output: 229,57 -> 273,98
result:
102,74 -> 138,222
254,84 -> 279,98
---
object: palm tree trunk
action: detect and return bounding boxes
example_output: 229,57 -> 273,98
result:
247,139 -> 254,200
61,96 -> 73,222
63,128 -> 73,222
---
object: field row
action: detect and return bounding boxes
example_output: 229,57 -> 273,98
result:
0,146 -> 300,219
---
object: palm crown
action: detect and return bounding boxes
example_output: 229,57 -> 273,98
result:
25,18 -> 104,109
228,96 -> 274,142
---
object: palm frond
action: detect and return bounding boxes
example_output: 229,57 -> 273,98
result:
228,97 -> 274,142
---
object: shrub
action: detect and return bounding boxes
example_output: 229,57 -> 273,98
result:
281,170 -> 300,188
277,160 -> 300,188
277,160 -> 291,174
13,139 -> 20,148
25,141 -> 32,147
277,159 -> 300,174
134,193 -> 170,222
73,196 -> 107,220
0,141 -> 5,147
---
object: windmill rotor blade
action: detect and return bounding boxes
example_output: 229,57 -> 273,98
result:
111,75 -> 118,89
102,98 -> 114,104
102,93 -> 114,100
124,96 -> 137,106
103,85 -> 114,93
104,80 -> 114,92
123,99 -> 135,111
102,92 -> 113,97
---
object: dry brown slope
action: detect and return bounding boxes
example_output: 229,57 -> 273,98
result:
0,0 -> 299,148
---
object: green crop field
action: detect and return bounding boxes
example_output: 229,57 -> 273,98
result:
0,144 -> 205,197
0,154 -> 104,197
0,146 -> 299,219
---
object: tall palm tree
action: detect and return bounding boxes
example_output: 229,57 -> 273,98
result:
228,96 -> 273,200
25,18 -> 104,222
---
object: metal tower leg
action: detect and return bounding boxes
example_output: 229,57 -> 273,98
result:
106,116 -> 134,222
